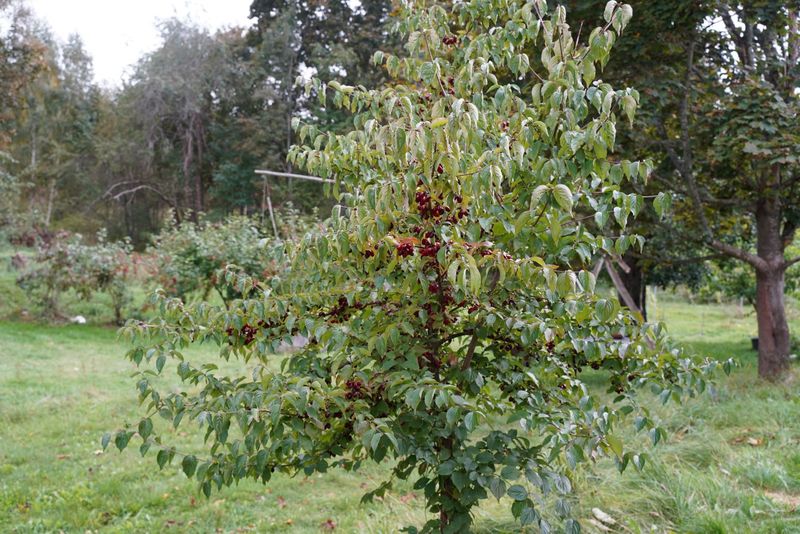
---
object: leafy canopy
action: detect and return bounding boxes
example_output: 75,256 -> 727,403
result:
113,1 -> 722,531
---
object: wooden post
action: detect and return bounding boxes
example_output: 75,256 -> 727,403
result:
265,181 -> 279,238
253,169 -> 337,237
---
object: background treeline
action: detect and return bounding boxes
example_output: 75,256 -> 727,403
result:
0,0 -> 396,246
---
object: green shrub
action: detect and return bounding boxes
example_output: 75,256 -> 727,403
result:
17,230 -> 133,323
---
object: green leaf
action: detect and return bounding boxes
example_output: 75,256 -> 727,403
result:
489,477 -> 506,500
621,94 -> 636,126
464,412 -> 476,431
606,434 -> 624,458
431,117 -> 448,129
182,454 -> 197,478
603,1 -> 617,23
507,484 -> 528,501
114,431 -> 130,451
520,506 -> 538,526
530,184 -> 549,210
156,449 -> 169,469
138,418 -> 153,440
553,184 -> 573,213
653,191 -> 671,218
446,407 -> 459,426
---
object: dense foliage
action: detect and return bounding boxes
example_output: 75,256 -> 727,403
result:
110,2 -> 725,532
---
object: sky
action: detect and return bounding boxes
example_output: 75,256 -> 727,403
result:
27,0 -> 253,87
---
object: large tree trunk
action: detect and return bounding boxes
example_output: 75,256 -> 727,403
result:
755,267 -> 790,379
754,191 -> 791,380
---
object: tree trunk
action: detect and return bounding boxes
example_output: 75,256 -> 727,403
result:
44,178 -> 56,227
754,190 -> 791,380
755,266 -> 791,379
617,254 -> 647,321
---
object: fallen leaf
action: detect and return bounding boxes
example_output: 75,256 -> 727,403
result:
592,507 -> 616,525
399,492 -> 416,504
277,496 -> 287,509
586,518 -> 611,532
765,491 -> 800,510
674,426 -> 690,442
747,437 -> 763,447
285,519 -> 293,526
56,454 -> 70,460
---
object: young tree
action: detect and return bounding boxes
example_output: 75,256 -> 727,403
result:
113,2 -> 721,532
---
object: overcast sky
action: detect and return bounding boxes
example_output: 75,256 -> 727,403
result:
27,0 -> 253,87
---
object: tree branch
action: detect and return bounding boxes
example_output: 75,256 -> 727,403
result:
709,239 -> 768,271
461,332 -> 479,371
785,257 -> 800,270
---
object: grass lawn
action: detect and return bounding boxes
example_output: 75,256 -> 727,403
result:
1,291 -> 800,532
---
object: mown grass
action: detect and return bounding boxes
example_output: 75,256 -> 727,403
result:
1,277 -> 800,532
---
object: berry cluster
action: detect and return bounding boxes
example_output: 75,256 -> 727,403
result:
226,323 -> 260,345
396,241 -> 415,257
420,232 -> 441,257
344,378 -> 365,400
415,189 -> 446,220
442,35 -> 458,46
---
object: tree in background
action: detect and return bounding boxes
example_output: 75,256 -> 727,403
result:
561,0 -> 800,379
112,2 -> 721,532
239,0 -> 398,213
112,20 -> 226,224
0,0 -> 49,233
0,0 -> 49,148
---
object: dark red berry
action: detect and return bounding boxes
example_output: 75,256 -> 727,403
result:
396,242 -> 415,257
437,164 -> 444,174
428,282 -> 440,294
